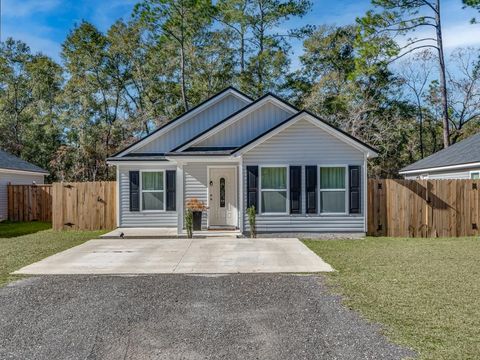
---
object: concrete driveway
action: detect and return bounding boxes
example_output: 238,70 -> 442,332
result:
14,238 -> 333,274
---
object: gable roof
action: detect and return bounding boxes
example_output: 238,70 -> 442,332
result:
232,110 -> 378,157
112,86 -> 253,157
400,132 -> 480,174
0,150 -> 48,174
172,93 -> 298,152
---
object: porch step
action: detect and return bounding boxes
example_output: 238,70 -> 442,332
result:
100,228 -> 243,239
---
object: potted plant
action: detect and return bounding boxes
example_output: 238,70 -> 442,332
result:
186,198 -> 207,231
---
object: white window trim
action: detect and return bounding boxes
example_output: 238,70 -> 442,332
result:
318,165 -> 348,215
470,171 -> 480,179
140,170 -> 166,212
259,165 -> 289,215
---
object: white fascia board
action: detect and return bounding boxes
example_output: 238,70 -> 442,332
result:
176,96 -> 298,152
0,168 -> 48,176
399,162 -> 480,175
232,113 -> 378,158
115,89 -> 252,157
164,156 -> 239,163
106,160 -> 177,166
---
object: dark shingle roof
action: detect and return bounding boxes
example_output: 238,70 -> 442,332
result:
0,150 -> 48,174
400,132 -> 480,173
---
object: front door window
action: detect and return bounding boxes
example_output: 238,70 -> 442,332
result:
220,177 -> 226,207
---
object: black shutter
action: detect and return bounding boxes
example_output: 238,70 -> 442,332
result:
166,170 -> 176,211
246,166 -> 258,213
305,166 -> 317,214
290,166 -> 301,214
349,165 -> 361,214
129,171 -> 140,212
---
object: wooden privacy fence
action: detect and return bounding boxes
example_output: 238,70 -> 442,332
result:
7,184 -> 53,222
52,181 -> 116,231
368,179 -> 480,238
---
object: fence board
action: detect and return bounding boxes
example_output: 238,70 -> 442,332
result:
368,179 -> 480,238
51,181 -> 116,231
7,184 -> 52,222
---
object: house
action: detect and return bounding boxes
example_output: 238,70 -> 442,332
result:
0,150 -> 48,221
107,87 -> 378,235
399,132 -> 480,180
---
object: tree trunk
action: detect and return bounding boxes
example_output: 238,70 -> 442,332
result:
180,43 -> 189,112
435,0 -> 450,148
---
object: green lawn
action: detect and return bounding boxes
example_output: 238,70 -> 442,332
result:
304,237 -> 480,360
0,221 -> 104,286
0,221 -> 52,238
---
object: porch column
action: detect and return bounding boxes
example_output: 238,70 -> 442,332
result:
176,162 -> 184,234
239,159 -> 244,233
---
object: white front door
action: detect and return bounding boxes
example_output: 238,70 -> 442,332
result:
208,167 -> 237,228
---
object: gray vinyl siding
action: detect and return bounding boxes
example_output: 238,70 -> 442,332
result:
197,102 -> 294,147
404,167 -> 480,179
134,94 -> 248,153
184,162 -> 240,230
118,164 -> 178,227
0,171 -> 45,221
242,119 -> 366,233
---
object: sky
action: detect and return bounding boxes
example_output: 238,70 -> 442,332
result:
1,0 -> 480,68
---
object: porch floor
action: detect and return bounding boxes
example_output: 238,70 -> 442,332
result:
100,227 -> 242,239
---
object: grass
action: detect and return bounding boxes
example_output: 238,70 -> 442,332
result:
304,237 -> 480,360
0,221 -> 52,238
0,221 -> 105,286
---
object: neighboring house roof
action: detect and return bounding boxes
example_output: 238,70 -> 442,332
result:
113,86 -> 253,157
400,132 -> 480,174
0,150 -> 48,174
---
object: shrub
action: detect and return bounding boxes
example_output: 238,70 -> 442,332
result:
185,209 -> 193,238
247,206 -> 256,238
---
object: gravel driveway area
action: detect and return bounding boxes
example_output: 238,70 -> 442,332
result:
0,275 -> 414,360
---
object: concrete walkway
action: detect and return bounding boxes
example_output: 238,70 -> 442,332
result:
14,238 -> 334,274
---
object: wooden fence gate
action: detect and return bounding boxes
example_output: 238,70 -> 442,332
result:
52,182 -> 116,230
367,179 -> 480,237
7,184 -> 53,222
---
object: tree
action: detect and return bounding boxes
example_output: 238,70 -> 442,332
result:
134,0 -> 216,112
60,22 -> 131,181
214,0 -> 312,96
446,47 -> 480,143
293,25 -> 417,178
358,0 -> 451,148
398,50 -> 436,158
0,39 -> 63,176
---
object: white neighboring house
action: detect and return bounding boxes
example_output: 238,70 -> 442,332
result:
107,87 -> 378,235
399,132 -> 480,180
0,150 -> 48,221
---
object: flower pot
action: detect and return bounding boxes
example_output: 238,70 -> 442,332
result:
192,211 -> 202,230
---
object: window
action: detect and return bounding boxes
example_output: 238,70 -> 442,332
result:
320,167 -> 346,214
260,166 -> 287,213
220,177 -> 226,207
141,171 -> 164,211
471,172 -> 480,180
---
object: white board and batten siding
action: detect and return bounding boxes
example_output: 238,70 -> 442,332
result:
197,102 -> 293,147
134,94 -> 248,153
0,171 -> 45,221
242,119 -> 366,233
118,164 -> 178,227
